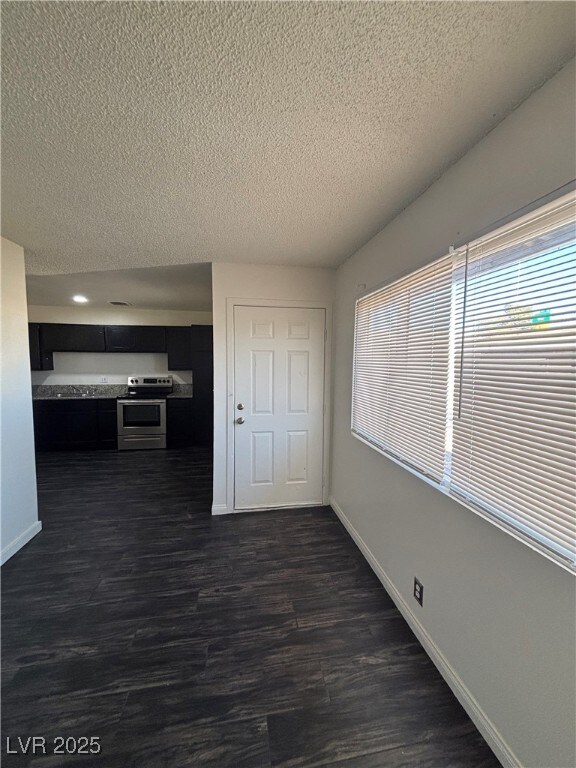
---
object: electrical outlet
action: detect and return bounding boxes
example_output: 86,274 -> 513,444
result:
413,578 -> 424,606
100,376 -> 108,383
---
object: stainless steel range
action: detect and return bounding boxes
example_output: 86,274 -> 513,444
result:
117,375 -> 173,450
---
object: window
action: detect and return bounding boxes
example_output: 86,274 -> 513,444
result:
352,253 -> 453,482
352,190 -> 576,569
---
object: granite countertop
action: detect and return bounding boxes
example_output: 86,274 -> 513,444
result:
166,393 -> 193,399
34,395 -> 194,400
35,393 -> 113,400
32,385 -> 193,400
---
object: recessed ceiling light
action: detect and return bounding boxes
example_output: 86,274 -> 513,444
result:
72,295 -> 89,303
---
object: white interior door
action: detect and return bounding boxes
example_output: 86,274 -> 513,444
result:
233,305 -> 325,510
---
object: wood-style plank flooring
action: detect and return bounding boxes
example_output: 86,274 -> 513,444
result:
2,449 -> 500,767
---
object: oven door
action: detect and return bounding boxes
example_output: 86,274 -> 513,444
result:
117,399 -> 166,436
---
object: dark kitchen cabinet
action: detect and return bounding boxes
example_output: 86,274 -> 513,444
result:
104,325 -> 166,353
166,348 -> 213,448
28,324 -> 42,370
41,324 -> 105,353
104,326 -> 133,352
166,325 -> 212,370
33,401 -> 68,451
33,399 -> 118,451
133,326 -> 166,352
166,399 -> 194,448
190,351 -> 213,446
189,325 -> 213,352
28,323 -> 212,370
190,399 -> 213,446
33,400 -> 97,451
166,328 -> 213,446
97,399 -> 118,450
166,393 -> 212,448
28,324 -> 54,370
166,327 -> 192,370
67,410 -> 100,449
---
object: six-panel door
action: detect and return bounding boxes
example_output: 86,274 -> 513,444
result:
234,306 -> 325,510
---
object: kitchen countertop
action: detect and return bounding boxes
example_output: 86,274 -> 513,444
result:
32,384 -> 193,400
34,394 -> 111,400
33,393 -> 194,400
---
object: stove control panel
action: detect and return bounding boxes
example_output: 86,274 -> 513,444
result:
127,375 -> 173,387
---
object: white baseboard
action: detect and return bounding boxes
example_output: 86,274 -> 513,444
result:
211,504 -> 230,516
329,496 -> 519,768
1,520 -> 42,566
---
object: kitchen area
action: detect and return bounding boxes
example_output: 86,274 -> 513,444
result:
29,321 -> 213,453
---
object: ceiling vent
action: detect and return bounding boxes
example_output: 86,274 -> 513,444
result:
108,301 -> 132,306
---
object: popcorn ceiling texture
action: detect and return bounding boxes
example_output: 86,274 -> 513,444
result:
2,1 -> 574,275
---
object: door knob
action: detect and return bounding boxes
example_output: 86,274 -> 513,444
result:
236,417 -> 245,424
237,403 -> 244,410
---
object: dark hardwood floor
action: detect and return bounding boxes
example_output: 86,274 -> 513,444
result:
2,449 -> 500,768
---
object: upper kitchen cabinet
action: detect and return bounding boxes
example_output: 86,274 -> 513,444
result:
166,327 -> 191,369
28,323 -> 53,370
104,325 -> 166,353
41,323 -> 105,353
189,325 -> 213,352
28,323 -> 212,370
28,323 -> 41,369
166,325 -> 212,370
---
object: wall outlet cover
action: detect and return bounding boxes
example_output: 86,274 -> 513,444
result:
414,577 -> 424,606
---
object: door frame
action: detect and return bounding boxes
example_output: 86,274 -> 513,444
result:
224,297 -> 332,515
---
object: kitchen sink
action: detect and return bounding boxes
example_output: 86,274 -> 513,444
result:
55,393 -> 97,398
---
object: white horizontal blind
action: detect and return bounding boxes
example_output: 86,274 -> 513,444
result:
352,189 -> 576,569
450,193 -> 576,565
352,254 -> 453,482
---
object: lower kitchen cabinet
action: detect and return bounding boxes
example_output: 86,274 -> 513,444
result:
97,399 -> 118,450
191,398 -> 213,447
33,399 -> 118,451
166,399 -> 194,448
166,397 -> 212,448
33,396 -> 212,451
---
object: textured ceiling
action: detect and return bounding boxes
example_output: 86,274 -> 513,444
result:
2,1 -> 575,284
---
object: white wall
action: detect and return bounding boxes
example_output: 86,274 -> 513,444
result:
1,238 -> 41,564
330,59 -> 576,768
211,262 -> 335,514
28,305 -> 212,326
